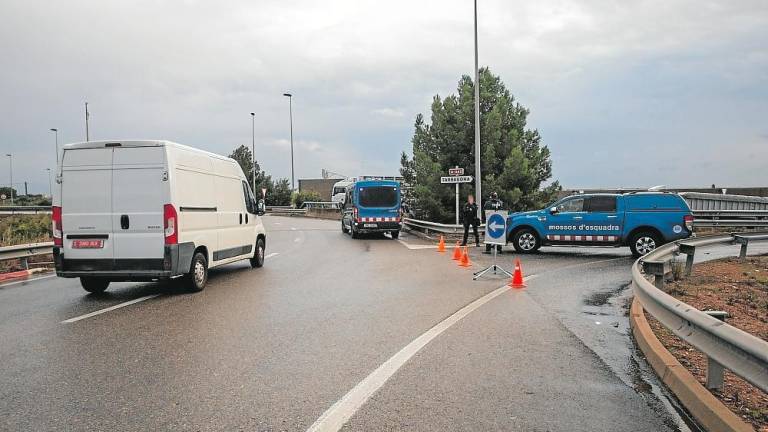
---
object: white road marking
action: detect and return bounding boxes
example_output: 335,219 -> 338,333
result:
306,275 -> 538,432
291,227 -> 297,231
397,239 -> 438,250
0,274 -> 56,288
265,252 -> 279,259
61,294 -> 161,324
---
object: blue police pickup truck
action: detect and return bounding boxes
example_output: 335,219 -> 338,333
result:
506,192 -> 694,257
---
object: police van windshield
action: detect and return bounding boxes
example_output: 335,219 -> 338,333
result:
359,186 -> 398,208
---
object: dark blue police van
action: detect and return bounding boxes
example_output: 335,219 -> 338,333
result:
506,192 -> 694,257
341,180 -> 402,239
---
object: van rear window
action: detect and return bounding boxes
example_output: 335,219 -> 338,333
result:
359,186 -> 397,208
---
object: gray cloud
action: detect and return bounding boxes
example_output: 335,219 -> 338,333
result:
1,0 -> 766,194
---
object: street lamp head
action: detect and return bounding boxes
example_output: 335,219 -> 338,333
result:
283,93 -> 292,97
50,128 -> 58,132
250,112 -> 255,116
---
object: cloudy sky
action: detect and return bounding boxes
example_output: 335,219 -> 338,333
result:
1,0 -> 766,194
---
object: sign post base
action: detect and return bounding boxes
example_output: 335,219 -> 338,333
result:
473,248 -> 512,280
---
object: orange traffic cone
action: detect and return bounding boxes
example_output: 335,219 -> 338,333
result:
436,235 -> 446,253
509,258 -> 526,288
459,246 -> 472,267
451,242 -> 462,260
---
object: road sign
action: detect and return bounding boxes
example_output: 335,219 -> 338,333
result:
484,211 -> 507,246
440,176 -> 473,184
448,167 -> 464,176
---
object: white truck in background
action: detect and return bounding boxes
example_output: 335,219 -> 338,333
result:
53,140 -> 267,293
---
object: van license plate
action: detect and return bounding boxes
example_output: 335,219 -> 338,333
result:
363,223 -> 377,228
72,240 -> 104,249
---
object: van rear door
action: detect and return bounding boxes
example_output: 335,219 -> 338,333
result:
111,146 -> 167,262
60,148 -> 115,260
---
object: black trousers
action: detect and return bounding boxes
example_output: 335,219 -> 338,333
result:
462,219 -> 480,245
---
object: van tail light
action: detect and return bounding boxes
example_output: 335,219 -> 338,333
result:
164,204 -> 178,245
353,207 -> 359,223
683,214 -> 694,232
52,206 -> 63,246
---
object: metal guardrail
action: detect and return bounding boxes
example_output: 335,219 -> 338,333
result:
681,192 -> 768,211
0,242 -> 54,268
300,201 -> 340,209
633,232 -> 768,393
402,218 -> 485,235
0,206 -> 52,215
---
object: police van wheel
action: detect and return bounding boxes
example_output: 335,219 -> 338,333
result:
351,225 -> 359,239
341,219 -> 349,234
512,229 -> 540,253
630,231 -> 660,258
391,230 -> 400,239
80,277 -> 110,293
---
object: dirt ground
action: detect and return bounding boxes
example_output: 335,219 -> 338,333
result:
646,255 -> 768,431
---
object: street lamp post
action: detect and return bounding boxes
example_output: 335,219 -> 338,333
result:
50,128 -> 59,165
283,93 -> 295,191
250,112 -> 256,195
473,0 -> 482,219
46,168 -> 52,198
5,153 -> 12,206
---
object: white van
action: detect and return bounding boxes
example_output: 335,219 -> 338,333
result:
52,140 -> 267,293
331,179 -> 353,207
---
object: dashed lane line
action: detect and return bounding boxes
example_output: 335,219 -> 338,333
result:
306,275 -> 538,432
61,294 -> 161,324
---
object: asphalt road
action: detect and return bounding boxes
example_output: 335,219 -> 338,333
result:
2,216 -> 764,431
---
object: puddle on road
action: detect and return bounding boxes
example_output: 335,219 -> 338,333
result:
583,281 -> 632,306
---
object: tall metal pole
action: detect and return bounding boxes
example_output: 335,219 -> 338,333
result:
250,112 -> 256,194
473,0 -> 482,219
50,128 -> 59,165
283,93 -> 295,191
5,154 -> 13,205
85,102 -> 90,141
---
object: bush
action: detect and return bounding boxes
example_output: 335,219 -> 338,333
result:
292,191 -> 322,208
0,214 -> 52,246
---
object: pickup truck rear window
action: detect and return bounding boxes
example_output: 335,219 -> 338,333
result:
359,186 -> 397,208
586,196 -> 617,212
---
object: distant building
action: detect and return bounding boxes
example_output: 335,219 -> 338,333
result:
298,178 -> 340,201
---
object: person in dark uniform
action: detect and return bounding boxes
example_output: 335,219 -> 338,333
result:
461,195 -> 480,247
483,192 -> 504,253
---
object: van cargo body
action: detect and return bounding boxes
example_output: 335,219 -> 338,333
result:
53,140 -> 267,292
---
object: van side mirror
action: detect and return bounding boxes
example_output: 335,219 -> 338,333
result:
549,207 -> 558,214
257,199 -> 265,216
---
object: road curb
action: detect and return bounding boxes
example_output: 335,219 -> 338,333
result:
630,297 -> 753,432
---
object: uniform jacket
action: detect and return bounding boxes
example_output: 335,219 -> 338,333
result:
461,202 -> 479,225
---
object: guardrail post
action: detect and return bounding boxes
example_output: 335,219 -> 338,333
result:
21,257 -> 29,270
703,311 -> 729,390
678,243 -> 696,277
733,235 -> 749,259
642,260 -> 671,290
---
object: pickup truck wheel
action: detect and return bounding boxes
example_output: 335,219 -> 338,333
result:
630,231 -> 660,258
80,277 -> 110,293
513,229 -> 540,253
250,238 -> 265,268
185,252 -> 208,292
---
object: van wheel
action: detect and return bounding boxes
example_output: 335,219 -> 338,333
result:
80,277 -> 110,293
512,228 -> 540,253
185,252 -> 208,292
341,219 -> 349,234
630,231 -> 661,258
391,230 -> 400,239
351,225 -> 359,239
250,238 -> 265,268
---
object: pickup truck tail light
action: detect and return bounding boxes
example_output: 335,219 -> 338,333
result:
52,206 -> 63,246
683,214 -> 694,232
164,204 -> 178,245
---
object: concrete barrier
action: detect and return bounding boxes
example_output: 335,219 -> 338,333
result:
306,208 -> 341,220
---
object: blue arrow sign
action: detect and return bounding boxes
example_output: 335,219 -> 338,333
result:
486,213 -> 506,239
